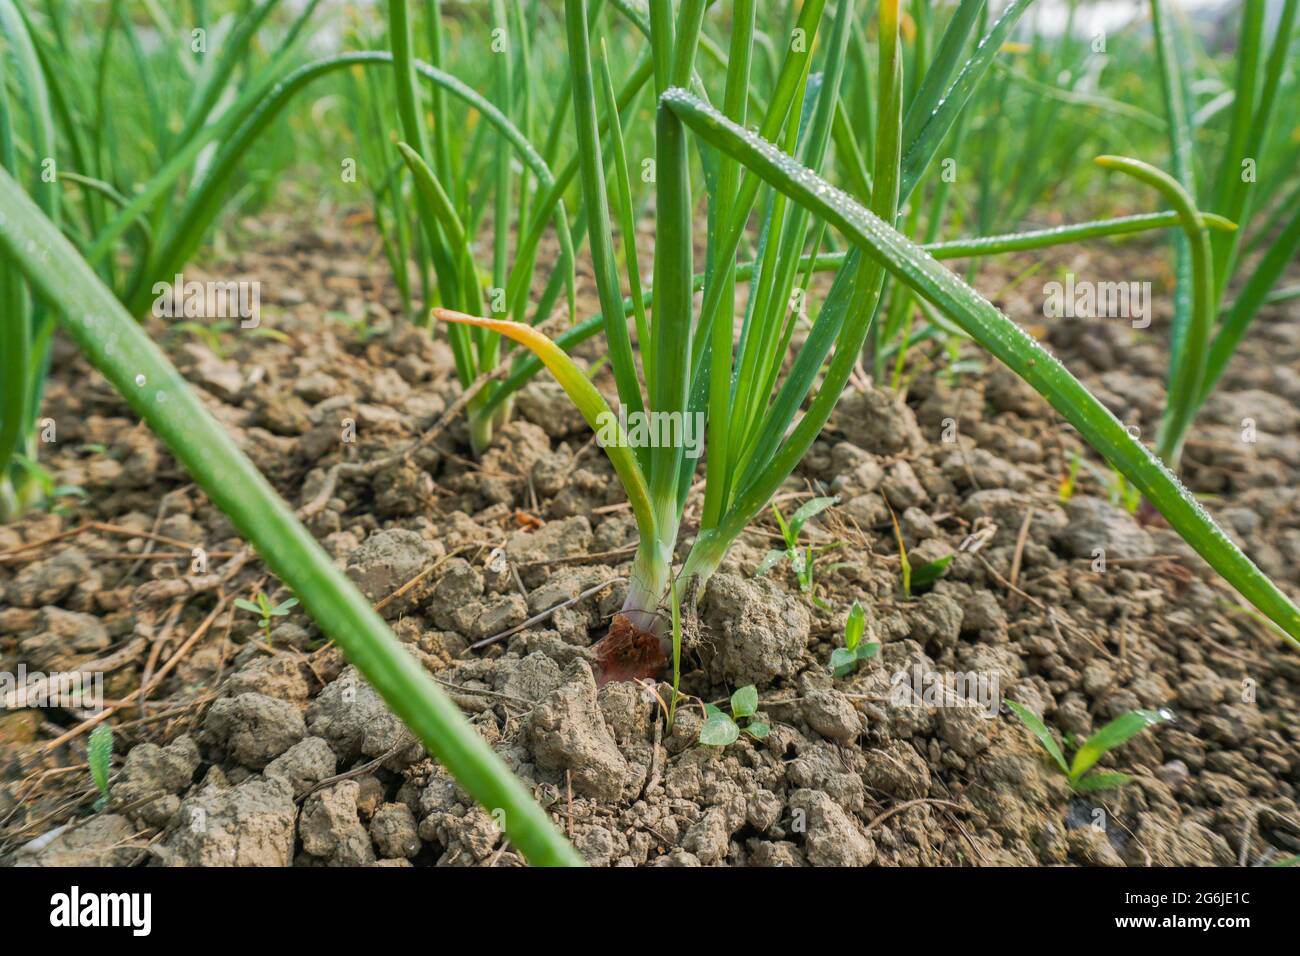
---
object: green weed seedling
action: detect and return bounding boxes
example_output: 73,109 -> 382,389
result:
11,456 -> 85,517
327,310 -> 386,344
830,600 -> 880,677
1073,457 -> 1141,513
910,554 -> 954,593
755,495 -> 841,606
1109,470 -> 1143,515
171,320 -> 235,359
88,723 -> 112,811
888,504 -> 951,597
1006,700 -> 1173,792
235,591 -> 299,648
700,685 -> 769,747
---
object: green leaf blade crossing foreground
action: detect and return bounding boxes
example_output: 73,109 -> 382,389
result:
0,166 -> 583,868
660,88 -> 1300,647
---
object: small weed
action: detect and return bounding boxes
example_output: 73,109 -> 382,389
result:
1006,700 -> 1173,792
1111,471 -> 1143,514
88,723 -> 113,811
830,600 -> 880,677
756,495 -> 842,607
172,320 -> 234,358
327,309 -> 386,343
887,503 -> 951,597
234,590 -> 299,648
939,340 -> 985,386
11,455 -> 84,516
700,685 -> 769,747
911,554 -> 953,591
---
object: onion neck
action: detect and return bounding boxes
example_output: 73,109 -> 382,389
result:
620,538 -> 671,634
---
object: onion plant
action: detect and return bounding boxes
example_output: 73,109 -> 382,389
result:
0,164 -> 582,867
383,0 -> 581,453
468,1 -> 1245,433
0,0 -> 334,516
13,0 -> 331,310
373,0 -> 785,452
437,0 -> 1300,684
375,0 -> 703,453
2,0 -> 587,511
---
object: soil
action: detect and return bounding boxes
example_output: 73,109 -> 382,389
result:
2,211 -> 1298,867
